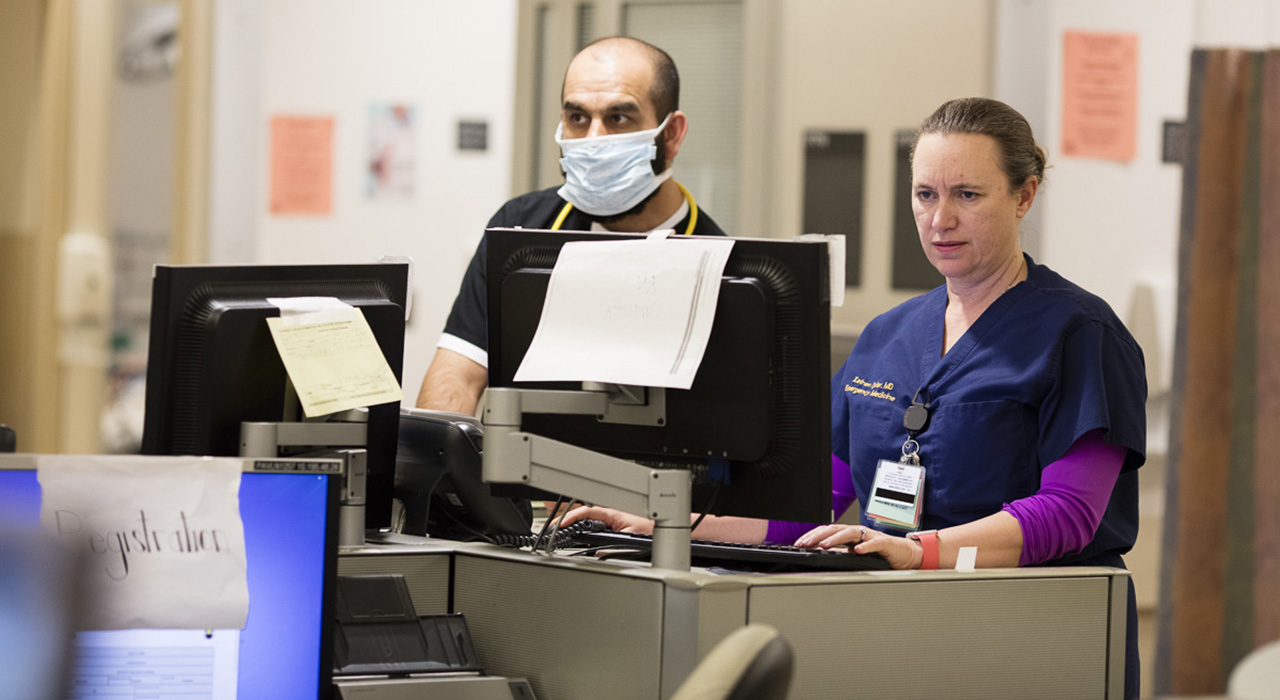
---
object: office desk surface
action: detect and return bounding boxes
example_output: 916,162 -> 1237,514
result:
449,543 -> 1129,700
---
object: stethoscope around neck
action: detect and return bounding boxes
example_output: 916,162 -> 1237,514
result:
550,181 -> 699,235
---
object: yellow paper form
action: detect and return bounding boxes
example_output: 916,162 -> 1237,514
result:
265,305 -> 403,417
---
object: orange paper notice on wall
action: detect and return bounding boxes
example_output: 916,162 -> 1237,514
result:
270,115 -> 334,215
1062,31 -> 1139,162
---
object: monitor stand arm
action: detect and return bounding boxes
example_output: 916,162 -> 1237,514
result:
240,417 -> 369,547
481,386 -> 693,571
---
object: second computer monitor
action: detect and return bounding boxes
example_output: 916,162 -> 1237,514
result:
0,456 -> 340,698
485,229 -> 832,524
140,263 -> 409,530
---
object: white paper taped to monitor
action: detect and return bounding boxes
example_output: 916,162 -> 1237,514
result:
513,231 -> 735,390
37,455 -> 249,631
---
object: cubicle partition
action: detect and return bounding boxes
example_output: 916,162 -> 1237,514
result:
1,452 -> 1127,698
449,544 -> 1129,700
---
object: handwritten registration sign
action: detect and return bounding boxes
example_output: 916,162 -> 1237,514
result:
37,456 -> 250,631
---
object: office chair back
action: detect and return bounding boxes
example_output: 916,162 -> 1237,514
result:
671,624 -> 794,700
1229,640 -> 1280,700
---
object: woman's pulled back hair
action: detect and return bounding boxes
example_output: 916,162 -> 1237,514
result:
911,97 -> 1047,191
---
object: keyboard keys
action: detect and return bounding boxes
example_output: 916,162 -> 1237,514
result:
563,527 -> 892,572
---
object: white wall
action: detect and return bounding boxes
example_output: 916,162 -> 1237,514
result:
994,0 -> 1280,446
769,0 -> 997,335
1191,0 -> 1280,45
995,1 -> 1193,416
209,0 -> 519,402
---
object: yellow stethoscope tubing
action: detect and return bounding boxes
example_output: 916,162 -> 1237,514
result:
550,181 -> 698,236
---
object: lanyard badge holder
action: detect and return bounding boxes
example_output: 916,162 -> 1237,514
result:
866,391 -> 929,532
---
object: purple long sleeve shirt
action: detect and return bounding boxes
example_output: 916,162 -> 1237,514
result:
1002,429 -> 1125,565
766,430 -> 1125,564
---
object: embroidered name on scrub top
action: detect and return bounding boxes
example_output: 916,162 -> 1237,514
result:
843,376 -> 896,401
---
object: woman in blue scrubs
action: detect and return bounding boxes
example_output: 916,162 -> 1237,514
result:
798,97 -> 1146,698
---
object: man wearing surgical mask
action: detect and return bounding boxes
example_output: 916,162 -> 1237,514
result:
416,36 -> 727,416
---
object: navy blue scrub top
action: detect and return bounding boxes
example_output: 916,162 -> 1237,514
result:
832,255 -> 1146,565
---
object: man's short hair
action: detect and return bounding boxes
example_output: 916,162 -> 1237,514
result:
572,36 -> 680,120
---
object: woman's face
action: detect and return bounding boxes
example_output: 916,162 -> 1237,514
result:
911,132 -> 1036,288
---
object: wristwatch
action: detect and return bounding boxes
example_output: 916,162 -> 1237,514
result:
907,530 -> 940,570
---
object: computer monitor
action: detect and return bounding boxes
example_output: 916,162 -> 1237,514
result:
485,229 -> 832,523
0,455 -> 340,698
140,263 -> 408,530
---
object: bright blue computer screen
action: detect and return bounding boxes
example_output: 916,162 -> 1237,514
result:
0,468 -> 334,698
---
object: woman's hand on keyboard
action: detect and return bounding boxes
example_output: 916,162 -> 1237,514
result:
794,524 -> 920,570
557,506 -> 653,535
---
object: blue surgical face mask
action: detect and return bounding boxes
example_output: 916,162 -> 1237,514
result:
555,114 -> 673,217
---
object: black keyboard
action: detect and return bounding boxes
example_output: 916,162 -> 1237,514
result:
563,526 -> 893,573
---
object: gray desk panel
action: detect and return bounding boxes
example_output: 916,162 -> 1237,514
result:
749,575 -> 1111,699
453,553 -> 668,700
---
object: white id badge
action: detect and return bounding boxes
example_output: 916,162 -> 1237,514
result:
865,460 -> 925,531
